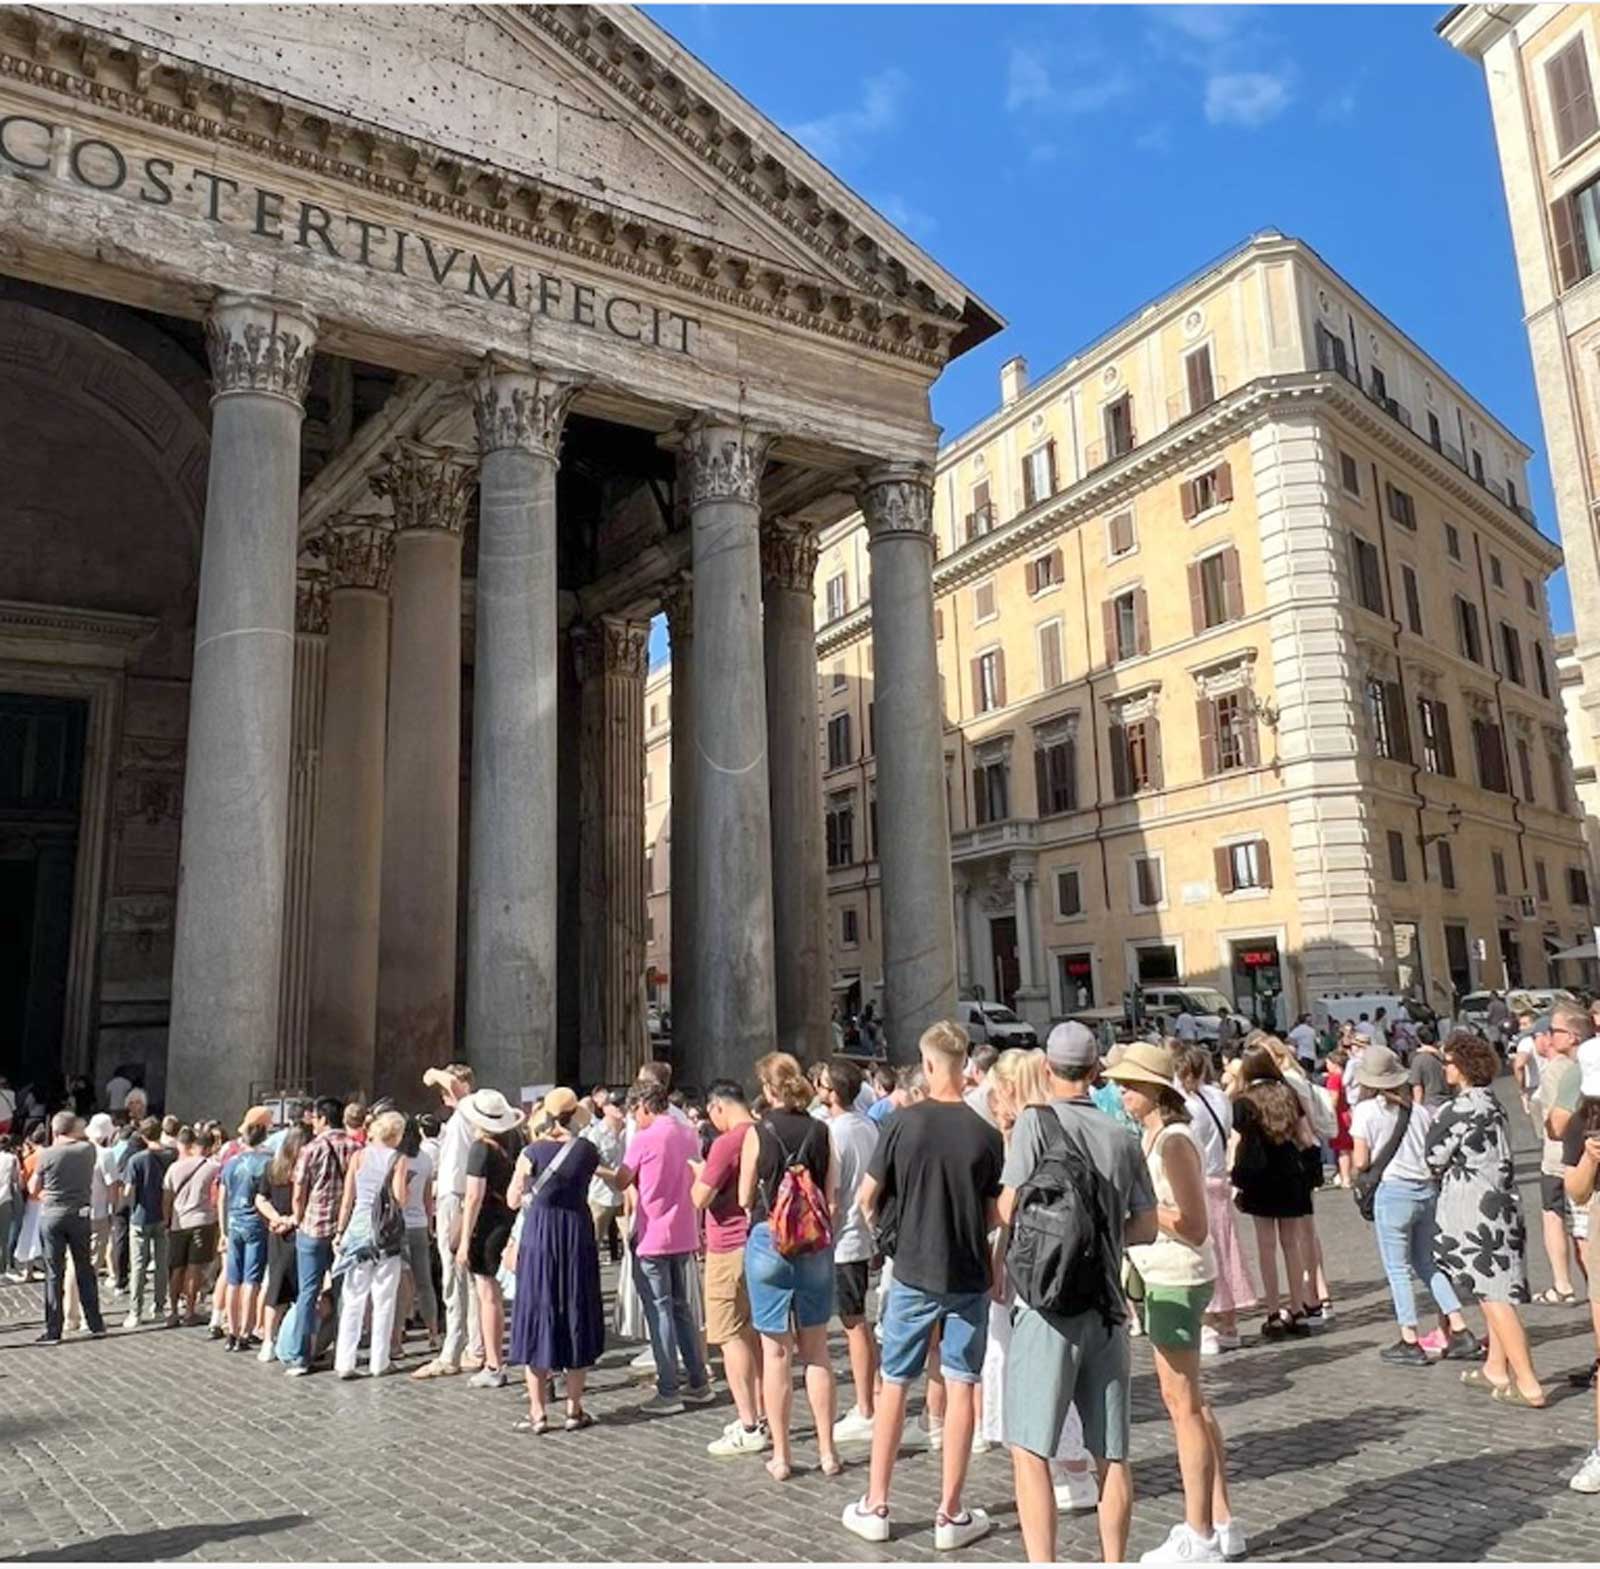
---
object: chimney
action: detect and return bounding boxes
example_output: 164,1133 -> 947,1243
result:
1000,354 -> 1028,407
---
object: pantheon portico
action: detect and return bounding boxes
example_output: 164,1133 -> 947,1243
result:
0,3 -> 1000,1112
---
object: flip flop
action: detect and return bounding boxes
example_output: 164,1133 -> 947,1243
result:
564,1411 -> 595,1432
1459,1368 -> 1506,1392
1491,1383 -> 1548,1409
1533,1287 -> 1578,1306
513,1414 -> 550,1434
819,1456 -> 845,1478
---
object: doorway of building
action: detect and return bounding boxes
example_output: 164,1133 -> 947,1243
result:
990,915 -> 1019,1009
1135,944 -> 1179,984
1058,951 -> 1095,1010
1498,925 -> 1524,989
1444,922 -> 1473,1003
0,693 -> 87,1092
1231,939 -> 1282,1029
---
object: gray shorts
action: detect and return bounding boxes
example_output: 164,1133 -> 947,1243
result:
1003,1302 -> 1132,1462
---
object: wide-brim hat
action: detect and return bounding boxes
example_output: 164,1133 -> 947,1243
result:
1357,1043 -> 1408,1091
456,1088 -> 521,1134
530,1087 -> 591,1136
86,1113 -> 115,1143
1104,1041 -> 1178,1093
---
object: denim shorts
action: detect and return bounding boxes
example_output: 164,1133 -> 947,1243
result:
226,1223 -> 268,1287
744,1221 -> 834,1335
879,1278 -> 989,1385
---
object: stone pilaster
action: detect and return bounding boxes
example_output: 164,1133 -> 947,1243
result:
308,517 -> 395,1098
465,359 -> 583,1092
372,441 -> 474,1104
576,617 -> 651,1087
761,519 -> 831,1062
661,572 -> 698,1065
168,292 -> 317,1118
682,415 -> 779,1085
858,460 -> 957,1058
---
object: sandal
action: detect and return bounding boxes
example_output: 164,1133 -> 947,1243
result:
1533,1287 -> 1578,1306
1491,1383 -> 1549,1409
513,1414 -> 550,1435
564,1410 -> 595,1432
1460,1368 -> 1507,1393
765,1458 -> 793,1482
819,1455 -> 845,1478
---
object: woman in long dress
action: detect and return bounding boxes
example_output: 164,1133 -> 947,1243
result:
508,1090 -> 605,1433
1426,1031 -> 1545,1407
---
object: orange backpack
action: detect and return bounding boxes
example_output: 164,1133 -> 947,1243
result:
765,1121 -> 833,1258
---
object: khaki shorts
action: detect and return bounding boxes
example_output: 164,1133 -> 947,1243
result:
704,1245 -> 751,1345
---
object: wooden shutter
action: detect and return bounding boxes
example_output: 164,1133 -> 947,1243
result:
1385,681 -> 1412,764
1134,587 -> 1151,654
1196,697 -> 1218,776
1109,722 -> 1130,798
1549,39 -> 1598,156
1215,461 -> 1234,504
1022,455 -> 1037,509
1187,561 -> 1204,635
1180,478 -> 1198,521
993,649 -> 1007,709
970,656 -> 982,713
1034,749 -> 1049,816
1214,845 -> 1234,895
1221,546 -> 1244,622
1024,557 -> 1037,595
934,606 -> 944,642
1552,194 -> 1584,289
1110,512 -> 1133,555
1256,838 -> 1273,888
971,767 -> 985,824
1046,439 -> 1059,496
1049,546 -> 1064,583
841,713 -> 852,764
1188,349 -> 1212,410
1147,715 -> 1165,789
1102,597 -> 1119,665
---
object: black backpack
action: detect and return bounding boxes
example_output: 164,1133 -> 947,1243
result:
372,1155 -> 407,1257
1005,1106 -> 1122,1326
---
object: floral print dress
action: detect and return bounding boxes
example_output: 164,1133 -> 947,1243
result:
1424,1086 -> 1529,1304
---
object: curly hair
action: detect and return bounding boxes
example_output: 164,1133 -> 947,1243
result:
1441,1029 -> 1498,1088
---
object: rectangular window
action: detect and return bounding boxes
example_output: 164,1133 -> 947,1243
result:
1444,522 -> 1462,561
1525,576 -> 1538,611
1133,855 -> 1164,909
1215,838 -> 1272,893
972,756 -> 1010,826
1438,840 -> 1456,890
1108,510 -> 1136,557
1029,548 -> 1063,594
1366,678 -> 1412,763
965,479 -> 995,541
1489,552 -> 1505,590
1191,548 -> 1242,632
1037,621 -> 1064,691
1316,321 -> 1350,377
1022,442 -> 1058,508
1418,696 -> 1456,776
1104,393 -> 1135,459
1339,450 -> 1361,495
826,711 -> 853,770
1106,588 -> 1148,663
1427,411 -> 1443,451
1185,345 -> 1216,412
1181,462 -> 1233,520
1473,449 -> 1487,486
1552,749 -> 1572,813
1548,36 -> 1599,156
1110,716 -> 1159,797
974,649 -> 1004,713
973,579 -> 997,622
1570,866 -> 1592,906
1402,565 -> 1424,634
1456,596 -> 1483,664
1056,867 -> 1083,919
1536,641 -> 1552,699
648,702 -> 658,727
1492,850 -> 1508,896
1474,717 -> 1509,793
825,573 -> 849,622
1198,690 -> 1259,776
831,659 -> 847,693
1388,829 -> 1408,883
1551,170 -> 1600,288
1349,534 -> 1385,614
1537,859 -> 1551,903
1369,365 -> 1389,403
842,907 -> 859,946
868,792 -> 877,854
1385,482 -> 1417,530
1035,736 -> 1077,815
644,771 -> 654,803
825,795 -> 855,868
1501,623 -> 1525,686
1517,737 -> 1536,801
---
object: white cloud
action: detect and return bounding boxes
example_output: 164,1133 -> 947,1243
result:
1006,46 -> 1054,112
791,67 -> 909,166
1006,43 -> 1131,117
874,192 -> 937,240
1204,70 -> 1292,128
1159,5 -> 1244,45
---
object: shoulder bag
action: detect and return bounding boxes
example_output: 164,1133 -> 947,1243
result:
1352,1101 -> 1413,1223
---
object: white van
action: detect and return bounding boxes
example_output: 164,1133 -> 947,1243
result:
955,999 -> 1038,1048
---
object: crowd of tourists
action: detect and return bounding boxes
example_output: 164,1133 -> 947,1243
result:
5,1001 -> 1600,1563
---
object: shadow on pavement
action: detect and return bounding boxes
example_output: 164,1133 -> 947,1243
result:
3,1512 -> 305,1563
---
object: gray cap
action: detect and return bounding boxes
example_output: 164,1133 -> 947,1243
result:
1047,1020 -> 1099,1071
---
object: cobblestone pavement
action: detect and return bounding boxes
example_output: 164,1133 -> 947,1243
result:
3,1093 -> 1600,1563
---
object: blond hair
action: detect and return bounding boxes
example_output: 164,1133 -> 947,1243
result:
991,1047 -> 1049,1115
369,1110 -> 405,1148
920,1019 -> 970,1065
755,1051 -> 813,1112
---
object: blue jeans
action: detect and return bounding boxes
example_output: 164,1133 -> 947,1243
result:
879,1278 -> 989,1384
290,1234 -> 335,1369
1373,1178 -> 1461,1329
634,1250 -> 707,1399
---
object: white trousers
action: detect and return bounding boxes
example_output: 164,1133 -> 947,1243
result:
436,1193 -> 484,1366
335,1254 -> 402,1375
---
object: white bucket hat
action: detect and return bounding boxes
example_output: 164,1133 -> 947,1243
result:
455,1088 -> 521,1135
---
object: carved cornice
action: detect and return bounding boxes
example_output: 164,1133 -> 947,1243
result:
295,572 -> 329,636
679,417 -> 776,507
858,461 -> 934,544
573,617 -> 649,683
760,520 -> 820,594
660,572 -> 693,641
472,359 -> 583,460
0,598 -> 157,662
0,13 -> 961,369
370,440 -> 475,535
204,293 -> 316,405
317,515 -> 396,594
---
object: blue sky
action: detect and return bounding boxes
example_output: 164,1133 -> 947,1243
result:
647,2 -> 1574,637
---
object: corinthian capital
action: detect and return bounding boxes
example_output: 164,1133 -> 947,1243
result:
472,357 -> 584,460
370,441 -> 476,536
573,617 -> 650,683
295,570 -> 329,636
679,415 -> 777,507
760,519 -> 820,594
320,515 -> 396,593
660,572 -> 694,642
205,292 -> 317,406
857,460 -> 935,543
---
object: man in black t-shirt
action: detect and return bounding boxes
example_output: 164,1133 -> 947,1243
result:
843,1020 -> 1003,1553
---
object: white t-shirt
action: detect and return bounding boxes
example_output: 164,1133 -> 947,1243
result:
1351,1098 -> 1436,1185
1288,1023 -> 1318,1063
0,1148 -> 18,1201
1174,1012 -> 1198,1043
0,1086 -> 15,1131
827,1111 -> 880,1264
1183,1084 -> 1232,1180
91,1143 -> 119,1219
1514,1034 -> 1541,1093
105,1075 -> 131,1111
403,1149 -> 434,1228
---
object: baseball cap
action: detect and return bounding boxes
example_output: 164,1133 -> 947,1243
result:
1046,1020 -> 1099,1072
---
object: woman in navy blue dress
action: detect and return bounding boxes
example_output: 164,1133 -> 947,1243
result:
507,1088 -> 605,1432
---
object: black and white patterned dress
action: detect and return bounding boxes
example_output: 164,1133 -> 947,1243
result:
1424,1086 -> 1529,1305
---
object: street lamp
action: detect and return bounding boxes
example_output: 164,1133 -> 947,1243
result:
1421,803 -> 1464,849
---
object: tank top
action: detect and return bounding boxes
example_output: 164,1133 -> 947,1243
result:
751,1111 -> 828,1227
354,1144 -> 399,1215
1126,1122 -> 1216,1288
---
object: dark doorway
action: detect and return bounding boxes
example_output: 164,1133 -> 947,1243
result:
1498,925 -> 1524,989
1136,944 -> 1179,983
0,693 -> 86,1092
1444,922 -> 1473,1003
990,916 -> 1019,1009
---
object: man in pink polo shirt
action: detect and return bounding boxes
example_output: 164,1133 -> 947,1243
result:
615,1081 -> 713,1414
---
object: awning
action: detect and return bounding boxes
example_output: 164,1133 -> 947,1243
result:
1549,940 -> 1598,962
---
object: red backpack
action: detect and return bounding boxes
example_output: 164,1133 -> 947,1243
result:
765,1121 -> 833,1258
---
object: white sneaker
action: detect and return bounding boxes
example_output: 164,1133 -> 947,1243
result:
841,1497 -> 891,1544
1129,1315 -> 1145,1338
283,1364 -> 310,1378
1572,1447 -> 1600,1494
1200,1327 -> 1221,1358
1217,1519 -> 1248,1560
926,1417 -> 944,1451
833,1406 -> 876,1445
1140,1524 -> 1224,1562
934,1508 -> 991,1551
1054,1468 -> 1100,1512
256,1342 -> 276,1364
630,1347 -> 657,1374
121,1312 -> 140,1331
706,1423 -> 770,1457
336,1368 -> 360,1381
1214,1329 -> 1242,1351
970,1433 -> 992,1455
468,1367 -> 507,1389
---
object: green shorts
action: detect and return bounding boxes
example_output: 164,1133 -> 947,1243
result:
1142,1282 -> 1214,1349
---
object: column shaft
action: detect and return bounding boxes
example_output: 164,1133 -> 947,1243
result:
1012,868 -> 1036,991
168,294 -> 315,1118
860,463 -> 957,1058
466,363 -> 579,1093
684,418 -> 778,1086
663,576 -> 698,1069
762,523 -> 831,1061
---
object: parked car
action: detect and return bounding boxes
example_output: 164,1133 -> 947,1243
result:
1138,985 -> 1237,1043
955,998 -> 1038,1048
1456,988 -> 1574,1036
